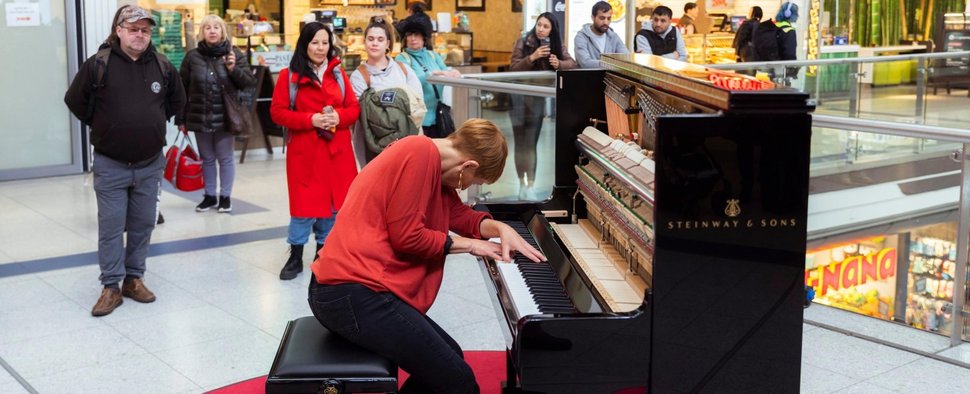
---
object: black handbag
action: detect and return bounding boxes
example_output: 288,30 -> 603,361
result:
209,59 -> 252,136
407,53 -> 456,137
432,86 -> 455,137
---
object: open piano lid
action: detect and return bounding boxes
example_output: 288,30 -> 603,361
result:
600,54 -> 815,113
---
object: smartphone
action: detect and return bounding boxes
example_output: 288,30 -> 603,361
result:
316,106 -> 336,140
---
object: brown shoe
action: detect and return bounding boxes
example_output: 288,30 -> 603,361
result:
91,288 -> 123,317
121,278 -> 156,303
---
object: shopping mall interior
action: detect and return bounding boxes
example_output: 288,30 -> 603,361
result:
2,0 -> 970,393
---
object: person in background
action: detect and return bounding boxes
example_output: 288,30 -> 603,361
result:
395,10 -> 461,138
350,16 -> 423,164
270,22 -> 360,281
308,119 -> 545,394
394,1 -> 433,40
178,14 -> 256,213
678,2 -> 699,35
634,6 -> 687,61
773,2 -> 799,62
574,1 -> 629,69
732,6 -> 763,62
509,12 -> 576,199
64,5 -> 186,316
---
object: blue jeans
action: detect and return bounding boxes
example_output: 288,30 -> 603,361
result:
308,279 -> 479,394
286,215 -> 335,246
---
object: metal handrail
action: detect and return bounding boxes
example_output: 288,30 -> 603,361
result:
427,74 -> 556,97
460,71 -> 557,80
813,115 -> 970,143
706,50 -> 970,70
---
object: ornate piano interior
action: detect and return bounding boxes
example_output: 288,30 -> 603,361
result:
478,54 -> 816,393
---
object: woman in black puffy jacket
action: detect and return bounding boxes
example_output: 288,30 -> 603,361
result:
178,14 -> 255,213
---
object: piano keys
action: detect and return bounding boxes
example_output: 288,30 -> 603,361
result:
478,54 -> 814,393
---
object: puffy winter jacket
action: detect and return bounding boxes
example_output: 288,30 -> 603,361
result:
178,41 -> 256,133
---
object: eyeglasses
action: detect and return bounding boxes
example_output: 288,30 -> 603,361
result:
370,16 -> 385,24
121,25 -> 152,36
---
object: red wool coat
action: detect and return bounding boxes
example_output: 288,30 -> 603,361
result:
270,57 -> 360,218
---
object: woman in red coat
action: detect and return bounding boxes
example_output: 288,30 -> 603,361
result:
271,22 -> 360,280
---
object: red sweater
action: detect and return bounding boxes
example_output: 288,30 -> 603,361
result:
312,136 -> 490,313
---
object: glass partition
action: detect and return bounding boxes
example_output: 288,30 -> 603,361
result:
431,72 -> 557,204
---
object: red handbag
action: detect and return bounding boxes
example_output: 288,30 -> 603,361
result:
164,132 -> 204,191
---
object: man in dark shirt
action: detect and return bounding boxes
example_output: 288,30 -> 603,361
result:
64,5 -> 185,317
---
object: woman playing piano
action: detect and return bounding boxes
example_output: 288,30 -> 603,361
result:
308,118 -> 546,393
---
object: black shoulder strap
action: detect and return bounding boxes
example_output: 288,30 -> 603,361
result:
94,48 -> 111,88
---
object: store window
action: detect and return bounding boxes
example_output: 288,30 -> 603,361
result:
806,236 -> 901,320
135,0 -> 286,69
807,221 -> 967,341
905,224 -> 960,337
0,0 -> 80,180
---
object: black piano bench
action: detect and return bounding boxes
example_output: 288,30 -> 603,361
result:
266,317 -> 399,394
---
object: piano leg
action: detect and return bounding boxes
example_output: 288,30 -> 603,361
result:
502,349 -> 519,394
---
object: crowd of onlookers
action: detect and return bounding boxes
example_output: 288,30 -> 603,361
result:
63,0 -> 801,318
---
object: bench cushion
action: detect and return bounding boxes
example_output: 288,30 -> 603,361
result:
267,317 -> 397,393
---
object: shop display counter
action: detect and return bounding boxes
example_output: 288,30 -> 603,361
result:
858,45 -> 927,86
683,33 -> 736,64
811,45 -> 859,94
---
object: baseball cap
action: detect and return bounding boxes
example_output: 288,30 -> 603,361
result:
116,6 -> 156,26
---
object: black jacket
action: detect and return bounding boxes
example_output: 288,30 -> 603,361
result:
65,41 -> 186,162
177,42 -> 256,133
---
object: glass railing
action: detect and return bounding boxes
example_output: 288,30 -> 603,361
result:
429,70 -> 970,346
706,51 -> 970,129
429,72 -> 557,203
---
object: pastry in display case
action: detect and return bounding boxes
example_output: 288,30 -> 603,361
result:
683,33 -> 736,64
434,32 -> 473,66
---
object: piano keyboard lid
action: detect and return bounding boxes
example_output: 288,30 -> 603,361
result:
599,54 -> 814,113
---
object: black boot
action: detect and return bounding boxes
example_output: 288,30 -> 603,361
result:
279,244 -> 304,280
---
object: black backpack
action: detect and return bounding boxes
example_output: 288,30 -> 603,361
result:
751,20 -> 782,61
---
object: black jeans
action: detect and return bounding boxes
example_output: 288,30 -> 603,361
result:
308,278 -> 479,394
510,95 -> 545,183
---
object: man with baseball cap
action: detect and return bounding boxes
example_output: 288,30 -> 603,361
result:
65,5 -> 185,317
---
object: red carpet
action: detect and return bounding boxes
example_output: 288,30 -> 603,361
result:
206,351 -> 505,394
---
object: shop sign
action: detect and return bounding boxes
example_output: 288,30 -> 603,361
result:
251,51 -> 293,73
805,0 -> 820,76
806,247 -> 896,296
5,3 -> 41,27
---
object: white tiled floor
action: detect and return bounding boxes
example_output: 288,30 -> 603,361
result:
1,150 -> 968,393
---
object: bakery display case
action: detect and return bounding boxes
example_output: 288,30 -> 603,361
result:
434,32 -> 473,66
683,33 -> 736,64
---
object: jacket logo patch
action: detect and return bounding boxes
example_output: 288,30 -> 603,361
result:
380,91 -> 396,104
151,81 -> 161,93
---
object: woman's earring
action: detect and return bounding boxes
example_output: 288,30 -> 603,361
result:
458,168 -> 464,190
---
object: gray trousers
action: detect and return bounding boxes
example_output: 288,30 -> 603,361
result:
195,131 -> 235,197
92,151 -> 165,286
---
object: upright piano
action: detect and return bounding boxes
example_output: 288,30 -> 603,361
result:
478,54 -> 815,393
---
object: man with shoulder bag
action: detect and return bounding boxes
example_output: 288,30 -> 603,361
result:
64,5 -> 186,317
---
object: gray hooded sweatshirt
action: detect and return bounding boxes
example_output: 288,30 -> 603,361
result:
573,23 -> 629,69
